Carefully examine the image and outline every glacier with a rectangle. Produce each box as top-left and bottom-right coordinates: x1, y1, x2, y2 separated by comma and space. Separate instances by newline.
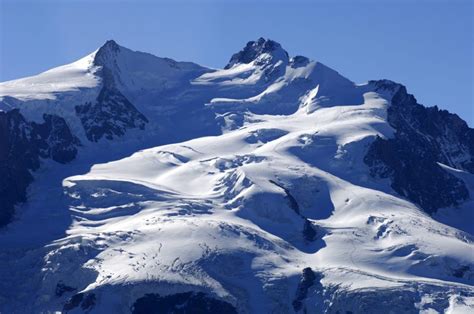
0, 38, 473, 313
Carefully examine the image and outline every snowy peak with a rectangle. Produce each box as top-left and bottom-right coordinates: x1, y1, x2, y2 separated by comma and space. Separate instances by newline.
224, 37, 290, 69
92, 39, 121, 68
99, 39, 121, 52
1, 39, 474, 313
91, 39, 208, 94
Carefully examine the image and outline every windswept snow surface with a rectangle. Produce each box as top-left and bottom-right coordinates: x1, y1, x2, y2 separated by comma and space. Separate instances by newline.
0, 51, 100, 101
0, 40, 473, 313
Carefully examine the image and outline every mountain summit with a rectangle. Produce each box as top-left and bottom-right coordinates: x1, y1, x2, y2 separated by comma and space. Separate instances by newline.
225, 37, 290, 69
0, 39, 473, 313
93, 39, 121, 68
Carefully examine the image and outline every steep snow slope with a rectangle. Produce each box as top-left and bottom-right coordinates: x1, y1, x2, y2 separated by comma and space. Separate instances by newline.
0, 51, 100, 101
0, 38, 473, 313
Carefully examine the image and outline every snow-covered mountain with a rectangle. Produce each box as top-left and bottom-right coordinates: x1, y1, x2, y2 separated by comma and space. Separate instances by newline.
0, 38, 473, 313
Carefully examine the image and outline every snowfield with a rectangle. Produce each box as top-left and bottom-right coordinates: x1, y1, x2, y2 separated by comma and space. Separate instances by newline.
0, 51, 100, 101
0, 39, 472, 313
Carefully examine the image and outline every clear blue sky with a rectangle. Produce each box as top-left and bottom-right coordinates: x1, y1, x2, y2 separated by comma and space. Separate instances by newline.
1, 0, 472, 125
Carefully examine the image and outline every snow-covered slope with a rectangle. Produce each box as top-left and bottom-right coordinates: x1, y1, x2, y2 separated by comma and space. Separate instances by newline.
0, 52, 100, 101
0, 38, 473, 313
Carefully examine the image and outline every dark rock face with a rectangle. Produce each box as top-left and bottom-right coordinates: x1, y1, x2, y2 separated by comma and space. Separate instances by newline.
303, 220, 317, 242
0, 40, 149, 226
32, 114, 80, 163
75, 85, 148, 142
293, 267, 321, 312
452, 265, 471, 279
224, 37, 289, 69
55, 281, 76, 297
290, 55, 310, 68
269, 180, 301, 215
365, 81, 473, 213
75, 40, 149, 142
293, 272, 469, 313
63, 292, 96, 312
0, 110, 37, 227
0, 109, 79, 226
131, 292, 237, 314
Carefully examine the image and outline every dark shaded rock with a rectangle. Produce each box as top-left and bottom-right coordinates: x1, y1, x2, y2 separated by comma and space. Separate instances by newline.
75, 85, 148, 142
55, 281, 76, 297
365, 81, 473, 213
97, 40, 120, 57
131, 291, 237, 314
388, 84, 474, 173
92, 40, 121, 78
269, 180, 300, 215
63, 293, 83, 312
32, 114, 79, 163
76, 42, 148, 142
0, 109, 79, 227
293, 267, 321, 312
452, 265, 471, 278
0, 110, 37, 226
290, 55, 310, 68
81, 293, 96, 311
303, 219, 317, 242
225, 37, 289, 69
63, 292, 95, 312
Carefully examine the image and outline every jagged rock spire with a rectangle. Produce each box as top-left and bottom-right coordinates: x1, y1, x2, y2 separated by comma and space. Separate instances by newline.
224, 37, 289, 69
